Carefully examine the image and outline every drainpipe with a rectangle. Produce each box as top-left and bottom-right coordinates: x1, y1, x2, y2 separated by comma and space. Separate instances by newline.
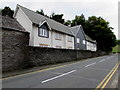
75, 37, 78, 60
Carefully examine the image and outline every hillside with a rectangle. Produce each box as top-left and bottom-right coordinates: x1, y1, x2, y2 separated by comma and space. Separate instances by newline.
112, 45, 120, 53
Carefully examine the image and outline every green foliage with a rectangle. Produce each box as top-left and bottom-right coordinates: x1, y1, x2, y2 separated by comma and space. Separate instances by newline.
36, 9, 49, 18
112, 45, 120, 53
64, 20, 71, 26
116, 40, 120, 45
71, 14, 86, 27
50, 12, 65, 24
86, 16, 116, 52
1, 6, 14, 18
36, 9, 44, 16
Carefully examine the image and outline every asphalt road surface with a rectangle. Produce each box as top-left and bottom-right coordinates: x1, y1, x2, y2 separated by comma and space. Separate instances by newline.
2, 54, 119, 88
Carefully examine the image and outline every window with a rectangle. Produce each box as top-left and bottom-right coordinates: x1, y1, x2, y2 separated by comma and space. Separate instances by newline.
38, 28, 48, 38
77, 38, 80, 43
55, 33, 62, 40
68, 36, 72, 42
83, 40, 86, 44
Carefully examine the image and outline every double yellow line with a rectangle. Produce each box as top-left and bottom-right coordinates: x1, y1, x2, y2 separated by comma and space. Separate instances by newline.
95, 62, 119, 89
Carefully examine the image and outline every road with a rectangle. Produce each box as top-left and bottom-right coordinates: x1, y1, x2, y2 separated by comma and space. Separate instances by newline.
2, 54, 119, 88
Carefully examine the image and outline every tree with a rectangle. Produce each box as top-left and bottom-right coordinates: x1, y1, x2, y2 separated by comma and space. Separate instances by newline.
36, 9, 45, 16
86, 16, 116, 52
64, 20, 71, 26
71, 14, 86, 27
1, 6, 14, 18
116, 40, 120, 45
50, 12, 65, 24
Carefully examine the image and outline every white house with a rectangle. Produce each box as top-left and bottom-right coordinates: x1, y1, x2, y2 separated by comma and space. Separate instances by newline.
85, 35, 97, 51
14, 4, 74, 49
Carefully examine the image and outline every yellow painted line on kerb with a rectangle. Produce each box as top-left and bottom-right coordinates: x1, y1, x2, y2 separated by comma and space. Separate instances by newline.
0, 54, 106, 80
100, 63, 119, 90
1, 59, 81, 80
95, 62, 119, 89
1, 64, 67, 80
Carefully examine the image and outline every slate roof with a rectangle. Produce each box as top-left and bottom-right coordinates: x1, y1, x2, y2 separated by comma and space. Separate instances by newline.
16, 4, 73, 36
85, 34, 96, 43
0, 15, 28, 33
70, 25, 96, 43
70, 25, 81, 36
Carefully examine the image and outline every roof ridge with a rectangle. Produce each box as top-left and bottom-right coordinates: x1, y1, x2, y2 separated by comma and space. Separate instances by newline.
17, 4, 70, 28
70, 25, 81, 28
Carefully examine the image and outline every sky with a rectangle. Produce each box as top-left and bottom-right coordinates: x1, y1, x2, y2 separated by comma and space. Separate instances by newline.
0, 0, 119, 39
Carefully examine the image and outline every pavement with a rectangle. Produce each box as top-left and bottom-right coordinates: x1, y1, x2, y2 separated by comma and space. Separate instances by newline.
2, 54, 119, 89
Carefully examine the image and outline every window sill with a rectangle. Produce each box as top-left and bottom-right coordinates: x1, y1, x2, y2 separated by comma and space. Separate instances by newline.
38, 35, 49, 38
68, 41, 72, 42
55, 38, 62, 41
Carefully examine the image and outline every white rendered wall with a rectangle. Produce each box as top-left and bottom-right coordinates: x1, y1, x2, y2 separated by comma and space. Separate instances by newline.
14, 7, 33, 46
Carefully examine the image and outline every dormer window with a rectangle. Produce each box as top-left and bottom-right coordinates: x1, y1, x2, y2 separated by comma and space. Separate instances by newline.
38, 22, 49, 38
39, 28, 48, 37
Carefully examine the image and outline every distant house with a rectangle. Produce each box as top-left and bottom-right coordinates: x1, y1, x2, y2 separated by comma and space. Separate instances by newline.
85, 35, 97, 51
14, 4, 74, 49
70, 25, 97, 51
70, 25, 86, 50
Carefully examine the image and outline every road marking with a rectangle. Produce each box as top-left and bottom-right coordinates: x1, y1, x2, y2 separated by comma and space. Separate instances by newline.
95, 63, 119, 89
1, 56, 105, 80
1, 55, 115, 80
85, 62, 96, 67
100, 63, 119, 89
1, 65, 67, 80
41, 70, 76, 83
99, 59, 106, 62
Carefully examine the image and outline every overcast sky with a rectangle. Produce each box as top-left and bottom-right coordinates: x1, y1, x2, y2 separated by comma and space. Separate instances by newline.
0, 0, 119, 39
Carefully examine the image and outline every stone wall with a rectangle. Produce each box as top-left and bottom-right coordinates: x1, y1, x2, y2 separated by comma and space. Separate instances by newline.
28, 47, 101, 68
2, 29, 29, 72
2, 29, 106, 72
28, 47, 77, 67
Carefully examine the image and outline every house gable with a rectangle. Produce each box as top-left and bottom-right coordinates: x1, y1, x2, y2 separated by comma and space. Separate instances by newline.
39, 20, 51, 30
13, 5, 33, 45
70, 25, 86, 50
38, 22, 50, 38
76, 26, 86, 50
